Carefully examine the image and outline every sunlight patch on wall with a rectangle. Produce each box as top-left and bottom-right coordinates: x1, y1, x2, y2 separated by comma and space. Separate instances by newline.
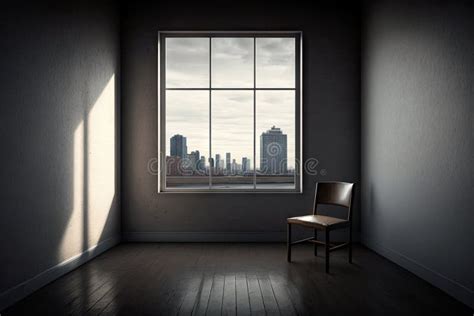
58, 75, 115, 260
87, 75, 116, 247
58, 120, 86, 261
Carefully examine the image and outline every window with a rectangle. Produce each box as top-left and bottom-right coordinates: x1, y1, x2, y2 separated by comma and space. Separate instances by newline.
158, 32, 302, 192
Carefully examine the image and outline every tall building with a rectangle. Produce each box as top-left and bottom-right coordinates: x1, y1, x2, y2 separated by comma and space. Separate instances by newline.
215, 154, 221, 170
232, 159, 239, 174
170, 134, 187, 158
187, 150, 200, 173
226, 153, 231, 173
198, 156, 206, 173
260, 126, 287, 174
242, 157, 248, 173
220, 158, 225, 172
242, 157, 251, 173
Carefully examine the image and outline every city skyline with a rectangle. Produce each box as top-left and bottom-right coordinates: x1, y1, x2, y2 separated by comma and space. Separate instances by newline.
165, 91, 295, 170
167, 125, 293, 174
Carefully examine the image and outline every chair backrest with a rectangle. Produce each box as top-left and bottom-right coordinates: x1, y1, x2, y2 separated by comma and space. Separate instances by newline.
313, 182, 355, 220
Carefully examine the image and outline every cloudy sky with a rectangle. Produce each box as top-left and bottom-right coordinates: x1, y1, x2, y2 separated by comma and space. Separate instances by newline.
165, 37, 296, 169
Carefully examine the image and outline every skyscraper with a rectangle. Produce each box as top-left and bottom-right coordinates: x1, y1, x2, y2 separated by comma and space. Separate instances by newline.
220, 158, 225, 172
226, 153, 231, 173
199, 156, 206, 173
232, 159, 238, 174
260, 126, 287, 174
242, 157, 248, 173
170, 134, 187, 158
215, 154, 221, 170
187, 150, 200, 173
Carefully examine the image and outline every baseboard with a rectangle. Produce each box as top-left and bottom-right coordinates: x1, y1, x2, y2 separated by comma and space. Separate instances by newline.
123, 231, 285, 242
0, 235, 121, 311
361, 235, 474, 309
123, 231, 360, 243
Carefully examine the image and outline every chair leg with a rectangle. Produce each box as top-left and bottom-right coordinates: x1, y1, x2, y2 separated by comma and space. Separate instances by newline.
325, 229, 330, 273
287, 223, 292, 262
349, 225, 353, 263
314, 229, 318, 256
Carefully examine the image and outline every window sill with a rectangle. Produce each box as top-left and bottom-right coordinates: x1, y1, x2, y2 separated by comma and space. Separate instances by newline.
158, 189, 303, 194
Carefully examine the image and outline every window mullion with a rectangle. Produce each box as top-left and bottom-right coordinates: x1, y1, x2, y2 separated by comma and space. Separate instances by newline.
253, 37, 257, 190
209, 37, 212, 189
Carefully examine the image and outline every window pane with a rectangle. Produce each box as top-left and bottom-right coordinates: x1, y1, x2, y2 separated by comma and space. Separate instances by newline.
166, 38, 209, 88
256, 38, 295, 88
256, 91, 295, 189
211, 91, 253, 189
211, 38, 254, 88
166, 91, 209, 188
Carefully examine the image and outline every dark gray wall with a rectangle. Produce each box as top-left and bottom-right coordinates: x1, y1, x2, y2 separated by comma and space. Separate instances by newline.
121, 2, 361, 241
0, 1, 120, 309
361, 0, 473, 308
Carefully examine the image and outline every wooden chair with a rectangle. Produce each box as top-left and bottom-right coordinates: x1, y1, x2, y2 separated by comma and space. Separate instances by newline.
287, 181, 355, 273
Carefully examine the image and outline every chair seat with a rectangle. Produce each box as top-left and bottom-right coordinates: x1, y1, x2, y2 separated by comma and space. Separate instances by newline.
287, 215, 349, 229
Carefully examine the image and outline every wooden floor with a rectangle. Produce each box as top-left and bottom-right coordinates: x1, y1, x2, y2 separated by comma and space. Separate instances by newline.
3, 243, 471, 315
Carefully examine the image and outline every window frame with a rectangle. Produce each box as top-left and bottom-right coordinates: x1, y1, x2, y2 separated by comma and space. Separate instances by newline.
158, 31, 303, 193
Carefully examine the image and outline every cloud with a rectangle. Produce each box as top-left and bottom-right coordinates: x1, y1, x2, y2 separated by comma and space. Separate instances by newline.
212, 38, 254, 88
212, 37, 253, 62
166, 38, 209, 88
256, 38, 295, 88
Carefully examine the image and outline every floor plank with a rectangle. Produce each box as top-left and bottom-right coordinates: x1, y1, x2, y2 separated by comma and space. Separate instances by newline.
235, 273, 250, 316
192, 274, 213, 316
246, 274, 265, 316
222, 274, 236, 316
207, 274, 224, 316
269, 273, 297, 315
257, 276, 279, 315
